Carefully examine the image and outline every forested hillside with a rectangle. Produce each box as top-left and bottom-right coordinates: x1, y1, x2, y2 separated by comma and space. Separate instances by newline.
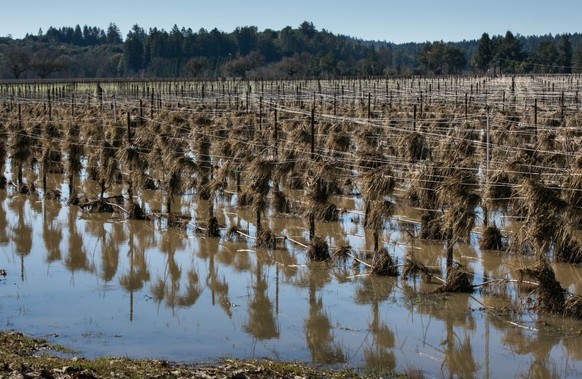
1, 21, 581, 79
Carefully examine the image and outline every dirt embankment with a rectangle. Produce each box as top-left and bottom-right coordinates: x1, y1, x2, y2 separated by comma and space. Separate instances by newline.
0, 331, 399, 379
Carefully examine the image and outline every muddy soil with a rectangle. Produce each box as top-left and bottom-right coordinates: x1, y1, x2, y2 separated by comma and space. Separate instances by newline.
0, 331, 408, 379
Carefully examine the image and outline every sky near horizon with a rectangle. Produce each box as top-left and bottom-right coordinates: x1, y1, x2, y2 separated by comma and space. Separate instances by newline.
1, 0, 579, 44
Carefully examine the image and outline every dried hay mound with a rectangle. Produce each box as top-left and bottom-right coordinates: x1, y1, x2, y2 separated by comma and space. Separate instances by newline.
167, 214, 191, 229
518, 258, 565, 315
564, 295, 582, 320
44, 189, 61, 201
272, 190, 292, 214
364, 199, 395, 231
370, 247, 398, 276
67, 194, 80, 206
484, 171, 513, 210
554, 228, 582, 264
401, 131, 430, 162
420, 211, 448, 240
127, 201, 146, 220
82, 198, 114, 213
226, 225, 245, 242
316, 203, 340, 222
361, 166, 396, 197
402, 250, 440, 279
434, 263, 473, 293
18, 184, 35, 195
357, 149, 384, 171
237, 190, 252, 207
205, 215, 221, 237
255, 228, 277, 249
332, 243, 353, 263
519, 178, 567, 249
406, 162, 443, 208
307, 236, 330, 261
479, 224, 505, 251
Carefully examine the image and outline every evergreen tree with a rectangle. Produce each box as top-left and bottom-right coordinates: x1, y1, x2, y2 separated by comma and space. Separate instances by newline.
106, 23, 122, 44
124, 25, 145, 72
558, 34, 573, 73
472, 33, 492, 73
494, 31, 524, 73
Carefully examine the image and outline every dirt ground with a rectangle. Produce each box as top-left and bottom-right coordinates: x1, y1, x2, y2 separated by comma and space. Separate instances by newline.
0, 331, 410, 378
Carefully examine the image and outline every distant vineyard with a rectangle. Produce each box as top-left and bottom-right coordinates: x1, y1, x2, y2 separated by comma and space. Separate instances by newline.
2, 75, 582, 317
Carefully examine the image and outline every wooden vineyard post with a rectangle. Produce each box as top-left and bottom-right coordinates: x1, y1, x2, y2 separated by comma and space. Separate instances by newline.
113, 95, 117, 124
127, 112, 132, 145
47, 89, 52, 121
310, 106, 315, 161
309, 105, 316, 241
150, 91, 154, 119
484, 105, 490, 227
561, 91, 565, 124
139, 99, 144, 125
534, 98, 538, 137
413, 104, 417, 131
259, 96, 263, 131
274, 107, 278, 159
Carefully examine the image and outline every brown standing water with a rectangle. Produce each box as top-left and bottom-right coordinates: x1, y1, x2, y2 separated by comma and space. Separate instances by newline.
1, 180, 582, 378
2, 77, 582, 378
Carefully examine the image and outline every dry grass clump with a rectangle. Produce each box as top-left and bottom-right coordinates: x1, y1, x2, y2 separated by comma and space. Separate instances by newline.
255, 228, 277, 249
553, 228, 582, 264
564, 295, 582, 319
370, 247, 398, 276
479, 223, 505, 251
205, 215, 221, 237
484, 171, 513, 211
310, 203, 340, 222
226, 225, 245, 242
127, 201, 147, 220
307, 236, 330, 261
364, 200, 394, 230
434, 263, 473, 293
332, 242, 353, 263
272, 190, 292, 214
401, 250, 440, 279
518, 258, 565, 315
44, 189, 61, 201
517, 178, 567, 254
399, 131, 430, 162
419, 211, 447, 240
82, 198, 114, 213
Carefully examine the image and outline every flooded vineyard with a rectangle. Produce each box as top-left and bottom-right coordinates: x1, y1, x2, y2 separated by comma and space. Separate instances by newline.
2, 76, 582, 377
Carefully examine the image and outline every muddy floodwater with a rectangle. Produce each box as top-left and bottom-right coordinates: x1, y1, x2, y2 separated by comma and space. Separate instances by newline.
0, 177, 581, 379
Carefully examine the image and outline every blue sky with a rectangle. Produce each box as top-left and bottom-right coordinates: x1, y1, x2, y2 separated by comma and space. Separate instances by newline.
1, 0, 579, 43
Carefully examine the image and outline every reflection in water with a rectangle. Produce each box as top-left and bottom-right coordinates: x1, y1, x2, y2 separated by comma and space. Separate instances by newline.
503, 326, 561, 379
0, 191, 9, 245
355, 276, 396, 373
202, 236, 230, 318
304, 263, 345, 364
105, 220, 126, 281
43, 200, 63, 263
8, 195, 33, 280
244, 262, 279, 340
151, 228, 201, 311
119, 223, 151, 321
67, 206, 93, 274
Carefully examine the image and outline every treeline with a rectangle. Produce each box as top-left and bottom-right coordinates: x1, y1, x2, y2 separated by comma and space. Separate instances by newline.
1, 21, 582, 79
